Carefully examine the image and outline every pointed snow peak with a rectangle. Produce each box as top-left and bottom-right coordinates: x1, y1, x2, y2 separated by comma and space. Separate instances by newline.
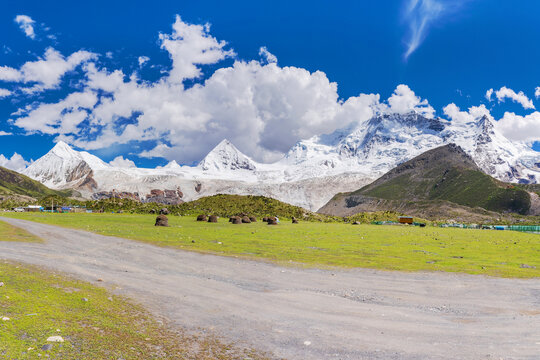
50, 141, 79, 158
198, 139, 257, 171
164, 160, 181, 169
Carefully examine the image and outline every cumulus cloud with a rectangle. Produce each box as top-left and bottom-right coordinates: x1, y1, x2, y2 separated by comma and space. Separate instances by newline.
0, 153, 31, 171
14, 15, 36, 39
0, 88, 11, 98
0, 47, 97, 94
384, 84, 435, 117
109, 156, 136, 168
8, 16, 438, 164
0, 131, 12, 136
486, 86, 535, 110
496, 111, 540, 143
443, 103, 493, 125
535, 86, 540, 99
159, 15, 235, 83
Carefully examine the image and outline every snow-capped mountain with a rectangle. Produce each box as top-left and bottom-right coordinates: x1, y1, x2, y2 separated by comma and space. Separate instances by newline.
22, 111, 540, 210
198, 140, 257, 171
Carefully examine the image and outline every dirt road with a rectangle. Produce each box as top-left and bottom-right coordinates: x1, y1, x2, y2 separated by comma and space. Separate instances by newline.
0, 217, 539, 359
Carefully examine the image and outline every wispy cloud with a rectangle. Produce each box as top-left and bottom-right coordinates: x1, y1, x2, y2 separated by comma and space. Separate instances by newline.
402, 0, 468, 60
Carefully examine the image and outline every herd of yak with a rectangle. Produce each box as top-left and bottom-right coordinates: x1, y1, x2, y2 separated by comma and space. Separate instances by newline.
154, 207, 299, 227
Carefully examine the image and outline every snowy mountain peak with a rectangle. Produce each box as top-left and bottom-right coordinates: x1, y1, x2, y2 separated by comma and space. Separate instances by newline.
50, 141, 80, 158
163, 160, 181, 169
198, 139, 257, 172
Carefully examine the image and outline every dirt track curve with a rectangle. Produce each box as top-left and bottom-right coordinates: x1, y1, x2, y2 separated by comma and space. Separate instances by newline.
0, 217, 539, 360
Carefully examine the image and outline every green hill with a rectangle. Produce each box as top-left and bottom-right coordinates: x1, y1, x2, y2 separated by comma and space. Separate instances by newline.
320, 144, 536, 219
0, 166, 73, 200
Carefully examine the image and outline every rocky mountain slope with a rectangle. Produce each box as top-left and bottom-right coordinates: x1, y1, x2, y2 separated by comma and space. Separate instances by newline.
22, 111, 540, 210
319, 144, 539, 218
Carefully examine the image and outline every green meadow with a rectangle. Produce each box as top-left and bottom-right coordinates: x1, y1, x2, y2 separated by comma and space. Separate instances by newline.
0, 219, 42, 243
2, 212, 539, 278
0, 261, 268, 359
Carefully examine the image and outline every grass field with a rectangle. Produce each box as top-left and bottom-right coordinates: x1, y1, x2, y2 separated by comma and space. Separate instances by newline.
2, 212, 539, 278
0, 219, 42, 243
0, 261, 268, 359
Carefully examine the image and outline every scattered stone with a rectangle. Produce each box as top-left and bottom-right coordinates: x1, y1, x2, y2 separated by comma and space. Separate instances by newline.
46, 336, 64, 342
208, 215, 218, 223
149, 209, 156, 214
217, 242, 223, 245
96, 278, 103, 282
303, 341, 311, 346
241, 216, 251, 224
0, 282, 4, 287
155, 214, 169, 227
191, 240, 195, 243
82, 298, 89, 302
159, 208, 169, 215
520, 264, 536, 269
41, 344, 53, 351
352, 221, 360, 225
267, 218, 278, 225
292, 217, 299, 224
196, 214, 207, 222
2, 317, 10, 321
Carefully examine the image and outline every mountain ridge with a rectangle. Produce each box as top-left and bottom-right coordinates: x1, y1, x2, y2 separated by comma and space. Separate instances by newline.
20, 111, 540, 210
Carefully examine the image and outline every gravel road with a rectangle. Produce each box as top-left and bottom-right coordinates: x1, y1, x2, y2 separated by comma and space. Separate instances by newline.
0, 217, 539, 359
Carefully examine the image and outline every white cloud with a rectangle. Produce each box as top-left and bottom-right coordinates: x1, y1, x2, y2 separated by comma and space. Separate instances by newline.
384, 84, 435, 117
402, 0, 469, 59
8, 16, 433, 164
535, 86, 540, 99
259, 47, 277, 64
485, 88, 493, 101
496, 111, 540, 143
159, 15, 235, 83
138, 56, 150, 67
109, 156, 136, 168
443, 103, 493, 125
0, 47, 97, 94
0, 131, 12, 136
0, 153, 31, 172
14, 15, 36, 39
0, 88, 11, 98
487, 86, 535, 110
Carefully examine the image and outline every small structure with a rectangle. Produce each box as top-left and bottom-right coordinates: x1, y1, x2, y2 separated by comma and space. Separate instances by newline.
24, 205, 43, 212
398, 216, 413, 224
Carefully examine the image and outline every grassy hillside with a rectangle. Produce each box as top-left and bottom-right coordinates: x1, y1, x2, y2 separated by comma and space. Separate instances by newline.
324, 144, 533, 217
0, 166, 73, 199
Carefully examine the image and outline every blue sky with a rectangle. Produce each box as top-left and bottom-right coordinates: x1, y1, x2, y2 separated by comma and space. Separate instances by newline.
1, 0, 540, 170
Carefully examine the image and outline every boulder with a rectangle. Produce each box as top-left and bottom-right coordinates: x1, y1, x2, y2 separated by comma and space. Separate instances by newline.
149, 209, 156, 214
292, 217, 299, 224
262, 217, 269, 222
249, 216, 257, 222
196, 214, 207, 222
267, 219, 278, 225
242, 216, 251, 223
208, 215, 218, 223
160, 208, 169, 215
155, 215, 169, 227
